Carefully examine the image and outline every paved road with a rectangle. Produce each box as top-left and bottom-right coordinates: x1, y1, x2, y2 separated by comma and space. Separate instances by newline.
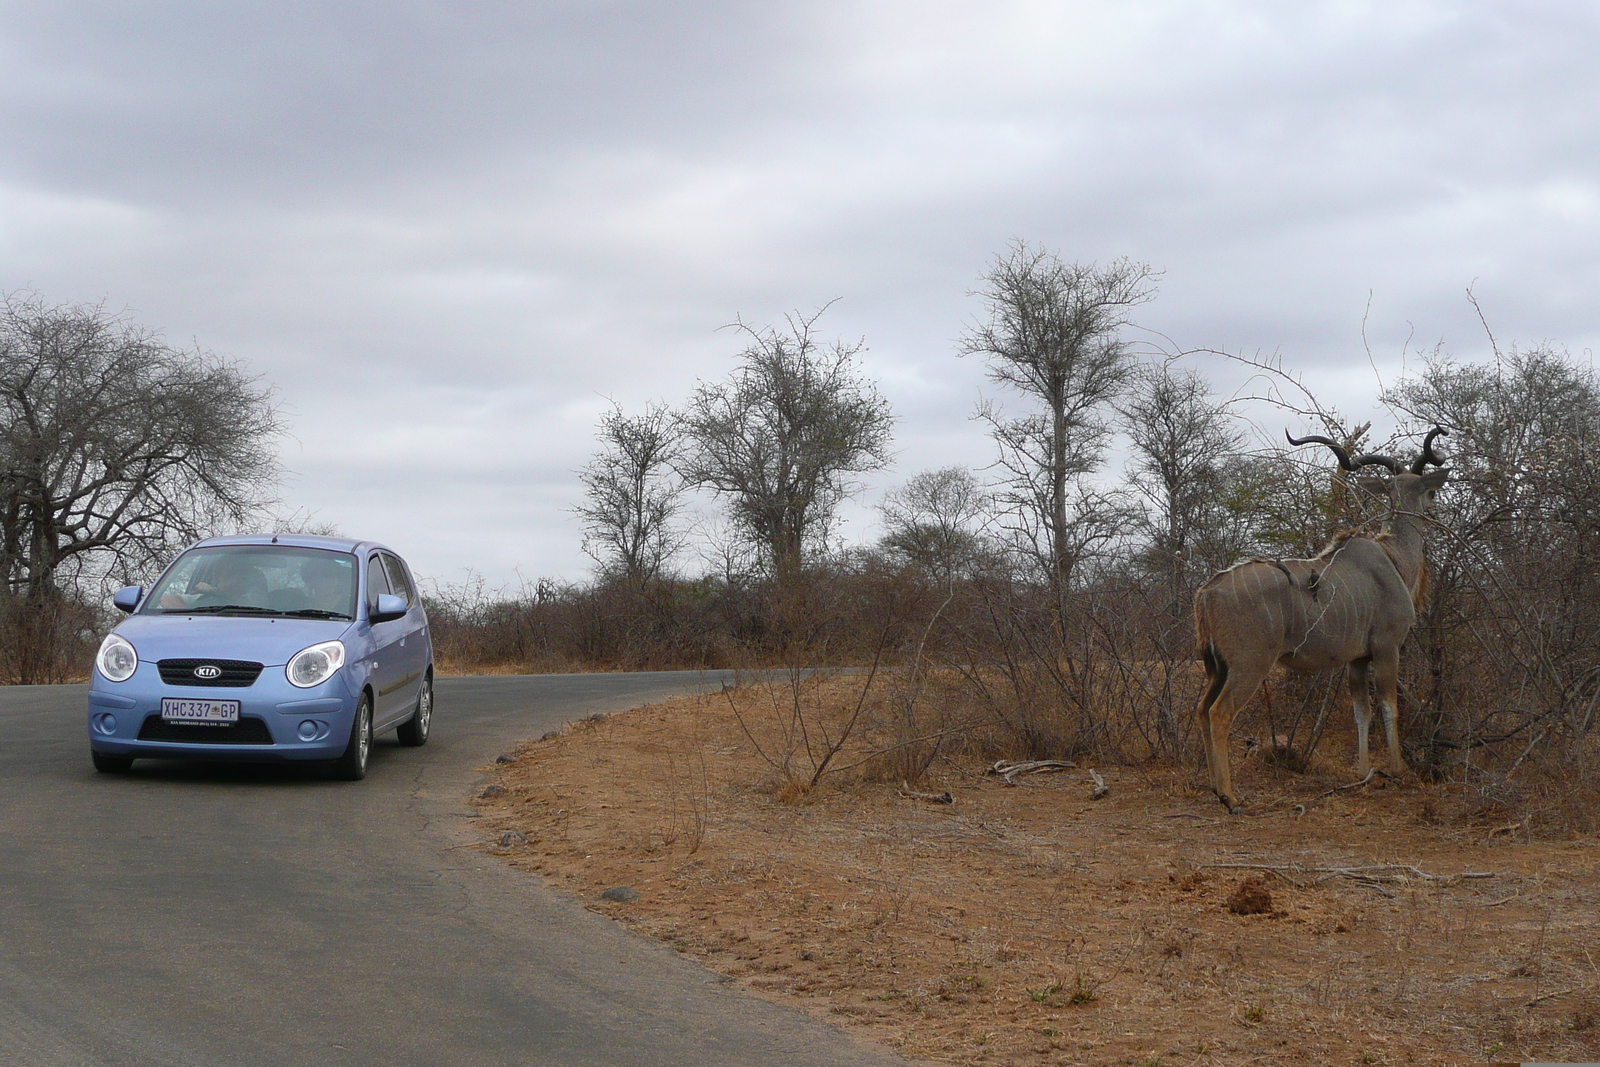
0, 676, 905, 1067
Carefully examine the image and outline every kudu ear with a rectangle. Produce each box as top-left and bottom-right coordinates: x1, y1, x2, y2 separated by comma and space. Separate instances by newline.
1355, 475, 1391, 497
1420, 468, 1449, 490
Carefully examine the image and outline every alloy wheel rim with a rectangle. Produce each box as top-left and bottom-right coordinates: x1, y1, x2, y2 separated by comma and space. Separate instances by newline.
419, 685, 432, 734
358, 708, 371, 767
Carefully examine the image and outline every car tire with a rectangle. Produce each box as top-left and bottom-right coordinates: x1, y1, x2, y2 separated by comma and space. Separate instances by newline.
332, 693, 373, 781
397, 674, 432, 747
92, 751, 134, 773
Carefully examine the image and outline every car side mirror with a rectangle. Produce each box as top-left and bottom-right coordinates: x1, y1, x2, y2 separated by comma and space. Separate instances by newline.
371, 593, 408, 623
112, 586, 143, 614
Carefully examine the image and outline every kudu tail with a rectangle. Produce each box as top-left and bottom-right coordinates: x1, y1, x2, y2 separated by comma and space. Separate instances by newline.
1194, 596, 1228, 716
1199, 643, 1229, 715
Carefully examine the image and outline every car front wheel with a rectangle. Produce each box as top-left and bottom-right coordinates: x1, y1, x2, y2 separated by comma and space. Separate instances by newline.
397, 674, 432, 747
332, 693, 373, 781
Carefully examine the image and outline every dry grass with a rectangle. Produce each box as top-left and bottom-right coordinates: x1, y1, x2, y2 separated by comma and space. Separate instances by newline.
471, 682, 1600, 1066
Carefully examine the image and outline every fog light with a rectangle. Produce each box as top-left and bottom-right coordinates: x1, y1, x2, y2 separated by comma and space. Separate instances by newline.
298, 720, 318, 741
94, 713, 117, 734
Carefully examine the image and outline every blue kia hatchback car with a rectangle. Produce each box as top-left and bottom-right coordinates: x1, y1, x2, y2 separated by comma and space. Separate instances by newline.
86, 535, 433, 780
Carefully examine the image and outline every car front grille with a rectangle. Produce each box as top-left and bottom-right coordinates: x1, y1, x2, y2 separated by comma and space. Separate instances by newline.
157, 659, 264, 687
137, 715, 275, 744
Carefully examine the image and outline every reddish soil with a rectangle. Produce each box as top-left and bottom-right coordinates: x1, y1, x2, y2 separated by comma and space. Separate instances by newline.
470, 686, 1600, 1066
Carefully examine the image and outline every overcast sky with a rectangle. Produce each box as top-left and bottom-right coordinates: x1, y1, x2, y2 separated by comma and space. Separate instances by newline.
4, 2, 1597, 589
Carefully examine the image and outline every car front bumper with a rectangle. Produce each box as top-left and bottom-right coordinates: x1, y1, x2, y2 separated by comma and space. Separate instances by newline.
87, 661, 360, 762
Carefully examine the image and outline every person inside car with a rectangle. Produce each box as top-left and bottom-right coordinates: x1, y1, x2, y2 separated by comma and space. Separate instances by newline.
298, 555, 353, 616
191, 556, 265, 607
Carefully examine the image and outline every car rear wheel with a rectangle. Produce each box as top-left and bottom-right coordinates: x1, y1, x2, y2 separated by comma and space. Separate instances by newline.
397, 674, 432, 747
91, 751, 133, 774
331, 693, 373, 781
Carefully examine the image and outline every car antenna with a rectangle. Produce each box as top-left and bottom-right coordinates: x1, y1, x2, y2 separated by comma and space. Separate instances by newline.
271, 534, 279, 543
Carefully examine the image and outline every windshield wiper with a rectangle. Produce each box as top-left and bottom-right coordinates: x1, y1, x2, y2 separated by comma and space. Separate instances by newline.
160, 604, 353, 619
173, 604, 280, 615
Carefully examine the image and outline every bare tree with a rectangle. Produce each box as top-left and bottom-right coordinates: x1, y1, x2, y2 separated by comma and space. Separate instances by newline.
878, 466, 991, 582
1118, 360, 1243, 595
270, 507, 344, 537
679, 309, 895, 586
960, 244, 1157, 595
0, 295, 281, 681
574, 402, 685, 584
1113, 361, 1244, 753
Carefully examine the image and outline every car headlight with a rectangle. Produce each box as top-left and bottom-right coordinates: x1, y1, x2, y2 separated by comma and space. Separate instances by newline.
286, 640, 347, 688
96, 633, 138, 683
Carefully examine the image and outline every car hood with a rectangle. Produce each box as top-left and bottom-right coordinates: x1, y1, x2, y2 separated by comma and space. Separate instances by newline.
115, 615, 355, 667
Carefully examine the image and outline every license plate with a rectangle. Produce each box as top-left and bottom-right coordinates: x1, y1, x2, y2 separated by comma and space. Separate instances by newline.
160, 698, 240, 725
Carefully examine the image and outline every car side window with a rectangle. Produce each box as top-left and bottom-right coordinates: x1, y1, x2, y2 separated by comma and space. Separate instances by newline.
366, 555, 391, 617
381, 554, 413, 606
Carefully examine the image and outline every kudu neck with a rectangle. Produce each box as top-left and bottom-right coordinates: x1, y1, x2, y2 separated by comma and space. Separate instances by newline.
1377, 504, 1429, 595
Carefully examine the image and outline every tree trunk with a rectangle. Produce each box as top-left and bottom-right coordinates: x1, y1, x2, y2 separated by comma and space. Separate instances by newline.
1, 588, 65, 685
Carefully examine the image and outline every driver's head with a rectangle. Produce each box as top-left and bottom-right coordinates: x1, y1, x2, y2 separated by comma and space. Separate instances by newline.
302, 556, 346, 593
213, 555, 258, 594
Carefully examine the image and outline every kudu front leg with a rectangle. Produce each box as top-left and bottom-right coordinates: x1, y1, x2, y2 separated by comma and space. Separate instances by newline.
1372, 647, 1409, 776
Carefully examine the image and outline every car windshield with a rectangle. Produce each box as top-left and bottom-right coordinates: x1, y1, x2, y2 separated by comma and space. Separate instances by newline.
143, 546, 359, 619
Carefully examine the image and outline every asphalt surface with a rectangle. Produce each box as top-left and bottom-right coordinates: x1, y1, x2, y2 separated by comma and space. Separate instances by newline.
0, 675, 907, 1067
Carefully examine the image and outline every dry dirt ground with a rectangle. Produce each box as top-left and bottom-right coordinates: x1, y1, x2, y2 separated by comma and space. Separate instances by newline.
469, 686, 1600, 1066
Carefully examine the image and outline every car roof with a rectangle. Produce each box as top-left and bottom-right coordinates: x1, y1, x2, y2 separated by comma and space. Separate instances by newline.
193, 534, 397, 557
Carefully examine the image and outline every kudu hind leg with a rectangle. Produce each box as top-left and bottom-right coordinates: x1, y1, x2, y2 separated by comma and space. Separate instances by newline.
1347, 658, 1373, 778
1202, 662, 1269, 813
1372, 647, 1408, 776
1196, 649, 1226, 796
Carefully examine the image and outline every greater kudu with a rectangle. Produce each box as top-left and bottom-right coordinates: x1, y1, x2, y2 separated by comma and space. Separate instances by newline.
1193, 428, 1449, 812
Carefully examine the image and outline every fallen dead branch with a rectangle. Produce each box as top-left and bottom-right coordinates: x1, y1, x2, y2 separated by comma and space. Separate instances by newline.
990, 759, 1076, 785
1200, 862, 1496, 889
1089, 768, 1110, 800
1313, 769, 1380, 799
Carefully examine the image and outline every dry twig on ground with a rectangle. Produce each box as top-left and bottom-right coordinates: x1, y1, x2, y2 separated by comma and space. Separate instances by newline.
989, 759, 1076, 784
1200, 861, 1495, 889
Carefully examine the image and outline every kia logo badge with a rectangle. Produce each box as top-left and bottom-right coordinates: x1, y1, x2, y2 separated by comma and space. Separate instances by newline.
193, 665, 222, 679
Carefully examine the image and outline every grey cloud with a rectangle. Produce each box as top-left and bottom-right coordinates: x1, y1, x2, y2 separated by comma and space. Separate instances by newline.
2, 1, 814, 202
4, 2, 1600, 584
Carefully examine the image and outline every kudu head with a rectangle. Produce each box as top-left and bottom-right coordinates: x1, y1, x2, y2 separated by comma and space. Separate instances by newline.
1286, 426, 1450, 516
